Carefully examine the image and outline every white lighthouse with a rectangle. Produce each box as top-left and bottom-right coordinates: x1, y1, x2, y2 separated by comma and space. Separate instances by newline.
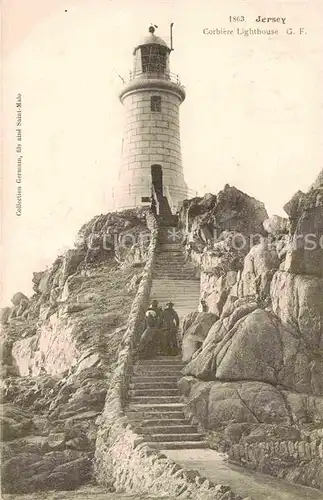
114, 25, 188, 214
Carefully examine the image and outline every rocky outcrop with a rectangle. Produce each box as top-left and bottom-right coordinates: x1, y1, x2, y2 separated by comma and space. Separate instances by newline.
182, 312, 218, 363
283, 187, 323, 277
178, 183, 323, 491
310, 168, 323, 190
179, 186, 268, 317
0, 208, 156, 494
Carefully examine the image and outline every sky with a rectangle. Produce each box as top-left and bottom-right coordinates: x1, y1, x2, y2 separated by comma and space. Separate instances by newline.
1, 0, 323, 305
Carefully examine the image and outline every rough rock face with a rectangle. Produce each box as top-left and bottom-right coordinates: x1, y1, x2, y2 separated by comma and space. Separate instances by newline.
0, 208, 153, 494
178, 184, 323, 491
283, 188, 323, 277
181, 312, 218, 363
310, 168, 323, 190
179, 186, 268, 317
180, 186, 268, 245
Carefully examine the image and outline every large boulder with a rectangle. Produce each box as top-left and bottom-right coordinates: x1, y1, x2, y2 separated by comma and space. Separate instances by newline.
179, 378, 291, 429
1, 449, 92, 493
0, 307, 11, 325
235, 240, 280, 300
11, 292, 28, 306
271, 271, 323, 351
200, 270, 238, 316
283, 189, 323, 277
182, 312, 218, 362
263, 215, 289, 236
184, 307, 323, 395
181, 185, 268, 253
310, 168, 323, 190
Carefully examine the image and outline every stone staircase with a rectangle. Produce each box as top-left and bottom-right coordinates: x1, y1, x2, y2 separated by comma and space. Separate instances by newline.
127, 356, 208, 450
150, 227, 200, 319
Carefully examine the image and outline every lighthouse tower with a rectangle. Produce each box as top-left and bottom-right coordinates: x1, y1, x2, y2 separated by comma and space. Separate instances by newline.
114, 25, 188, 213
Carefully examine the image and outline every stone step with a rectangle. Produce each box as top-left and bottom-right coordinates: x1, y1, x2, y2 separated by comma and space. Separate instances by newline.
153, 269, 197, 275
129, 388, 179, 397
154, 268, 197, 272
134, 362, 183, 370
134, 363, 184, 369
152, 273, 199, 279
155, 261, 188, 266
136, 357, 183, 365
153, 276, 200, 280
133, 372, 183, 380
154, 258, 192, 263
157, 244, 183, 250
134, 362, 184, 368
150, 290, 200, 292
129, 382, 178, 390
133, 366, 183, 374
153, 274, 198, 279
154, 268, 195, 272
151, 283, 200, 289
131, 376, 179, 384
139, 418, 191, 426
153, 279, 200, 286
153, 272, 198, 277
150, 293, 199, 299
153, 264, 196, 269
130, 396, 182, 405
127, 411, 185, 421
146, 433, 204, 442
155, 254, 186, 259
134, 425, 198, 435
145, 441, 209, 450
150, 292, 199, 297
148, 299, 199, 304
128, 403, 184, 411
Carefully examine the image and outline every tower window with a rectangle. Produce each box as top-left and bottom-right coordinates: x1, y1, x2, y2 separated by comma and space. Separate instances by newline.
151, 96, 161, 112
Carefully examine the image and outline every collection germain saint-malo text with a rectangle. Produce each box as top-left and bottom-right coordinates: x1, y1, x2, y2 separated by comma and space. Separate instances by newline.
204, 16, 306, 37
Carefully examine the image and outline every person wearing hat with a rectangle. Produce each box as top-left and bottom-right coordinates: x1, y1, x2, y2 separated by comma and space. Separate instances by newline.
138, 300, 163, 358
162, 302, 180, 355
150, 299, 163, 328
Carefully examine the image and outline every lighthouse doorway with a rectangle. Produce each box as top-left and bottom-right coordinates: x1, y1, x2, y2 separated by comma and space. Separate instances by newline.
150, 164, 172, 217
151, 164, 163, 197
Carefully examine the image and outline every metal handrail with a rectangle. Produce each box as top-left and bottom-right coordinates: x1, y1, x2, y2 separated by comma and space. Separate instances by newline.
127, 69, 183, 86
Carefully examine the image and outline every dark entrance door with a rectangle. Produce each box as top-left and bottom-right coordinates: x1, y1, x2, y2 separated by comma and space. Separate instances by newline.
151, 164, 163, 198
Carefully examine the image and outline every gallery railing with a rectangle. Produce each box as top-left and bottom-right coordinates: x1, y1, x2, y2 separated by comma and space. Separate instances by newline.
126, 69, 183, 87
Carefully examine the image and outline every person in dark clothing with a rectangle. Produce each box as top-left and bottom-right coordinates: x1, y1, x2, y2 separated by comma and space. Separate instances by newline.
162, 302, 180, 355
138, 300, 163, 358
199, 299, 209, 312
150, 299, 163, 328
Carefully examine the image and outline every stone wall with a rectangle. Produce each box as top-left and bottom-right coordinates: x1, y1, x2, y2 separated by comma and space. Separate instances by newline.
228, 433, 323, 490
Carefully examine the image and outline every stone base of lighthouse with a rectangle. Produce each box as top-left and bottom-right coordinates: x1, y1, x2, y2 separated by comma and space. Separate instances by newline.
114, 82, 188, 213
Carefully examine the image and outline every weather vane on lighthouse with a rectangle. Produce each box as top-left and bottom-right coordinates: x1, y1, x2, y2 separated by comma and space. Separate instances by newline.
113, 23, 187, 214
149, 24, 158, 34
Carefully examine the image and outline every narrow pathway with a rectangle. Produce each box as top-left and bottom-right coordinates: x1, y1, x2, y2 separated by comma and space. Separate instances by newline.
165, 449, 323, 500
150, 228, 200, 319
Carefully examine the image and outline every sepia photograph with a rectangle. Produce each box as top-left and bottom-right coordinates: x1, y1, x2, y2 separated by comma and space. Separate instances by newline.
1, 1, 323, 499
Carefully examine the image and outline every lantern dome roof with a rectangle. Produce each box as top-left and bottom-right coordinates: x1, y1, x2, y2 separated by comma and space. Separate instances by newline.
133, 27, 170, 54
